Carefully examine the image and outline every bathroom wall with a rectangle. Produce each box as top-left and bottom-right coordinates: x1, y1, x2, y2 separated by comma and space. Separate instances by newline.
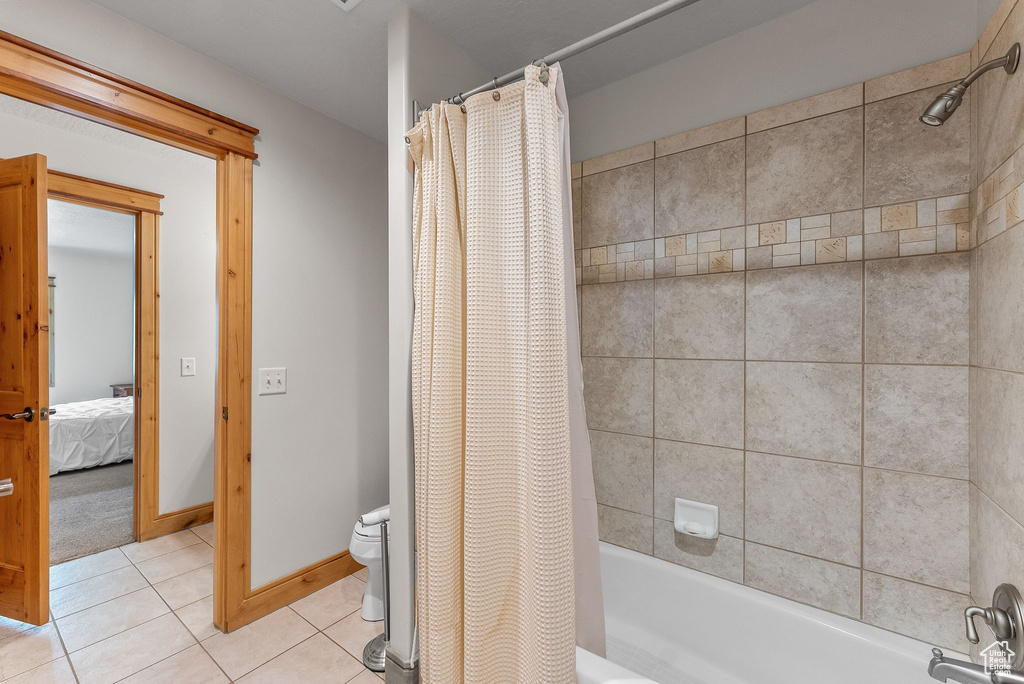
576, 56, 975, 651
969, 0, 1024, 644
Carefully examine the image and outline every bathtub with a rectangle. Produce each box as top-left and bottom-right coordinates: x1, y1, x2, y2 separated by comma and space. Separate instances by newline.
576, 542, 943, 684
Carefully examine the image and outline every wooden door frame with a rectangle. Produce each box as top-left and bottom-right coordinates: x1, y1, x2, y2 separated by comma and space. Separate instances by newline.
45, 171, 213, 541
0, 30, 353, 633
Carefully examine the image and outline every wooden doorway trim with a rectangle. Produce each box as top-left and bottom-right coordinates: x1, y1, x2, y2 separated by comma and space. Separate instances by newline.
45, 171, 212, 541
0, 30, 276, 632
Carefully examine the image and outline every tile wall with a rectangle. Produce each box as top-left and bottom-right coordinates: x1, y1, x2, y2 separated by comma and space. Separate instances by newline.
969, 0, 1024, 662
576, 52, 978, 650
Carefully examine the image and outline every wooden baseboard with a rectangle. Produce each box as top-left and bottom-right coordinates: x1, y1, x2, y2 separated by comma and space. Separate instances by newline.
137, 501, 214, 542
218, 550, 362, 632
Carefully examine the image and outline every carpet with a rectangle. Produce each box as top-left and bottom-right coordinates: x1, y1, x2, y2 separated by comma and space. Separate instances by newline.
49, 461, 135, 565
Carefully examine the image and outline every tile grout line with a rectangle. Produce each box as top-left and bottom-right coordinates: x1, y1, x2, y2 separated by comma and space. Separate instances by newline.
50, 611, 82, 684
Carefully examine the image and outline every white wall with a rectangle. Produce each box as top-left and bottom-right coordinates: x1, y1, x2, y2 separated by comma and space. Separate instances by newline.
0, 93, 219, 514
3, 0, 388, 587
386, 7, 490, 666
47, 247, 134, 406
568, 0, 991, 161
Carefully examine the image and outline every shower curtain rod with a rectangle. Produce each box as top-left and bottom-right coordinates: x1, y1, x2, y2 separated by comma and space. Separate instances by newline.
444, 0, 703, 105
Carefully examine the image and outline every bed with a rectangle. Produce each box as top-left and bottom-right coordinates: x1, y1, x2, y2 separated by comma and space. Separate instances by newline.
49, 397, 134, 476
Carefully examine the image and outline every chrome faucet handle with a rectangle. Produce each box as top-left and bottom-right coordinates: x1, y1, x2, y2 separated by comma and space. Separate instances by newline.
966, 605, 1015, 644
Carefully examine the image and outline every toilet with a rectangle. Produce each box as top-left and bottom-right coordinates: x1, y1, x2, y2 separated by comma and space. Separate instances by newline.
350, 504, 389, 621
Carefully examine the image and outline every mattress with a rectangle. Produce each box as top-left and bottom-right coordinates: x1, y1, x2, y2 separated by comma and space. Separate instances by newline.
49, 397, 134, 476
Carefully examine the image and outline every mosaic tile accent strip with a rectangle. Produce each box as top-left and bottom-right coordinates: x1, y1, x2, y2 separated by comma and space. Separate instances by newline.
973, 145, 1024, 248
574, 193, 969, 283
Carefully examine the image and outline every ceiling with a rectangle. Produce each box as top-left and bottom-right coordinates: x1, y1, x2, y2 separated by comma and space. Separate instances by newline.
88, 0, 818, 141
48, 199, 135, 259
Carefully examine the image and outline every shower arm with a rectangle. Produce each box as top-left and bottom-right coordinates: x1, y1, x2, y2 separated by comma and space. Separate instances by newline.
958, 43, 1021, 91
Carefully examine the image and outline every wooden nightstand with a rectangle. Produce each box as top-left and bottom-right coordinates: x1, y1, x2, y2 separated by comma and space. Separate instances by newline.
110, 383, 134, 398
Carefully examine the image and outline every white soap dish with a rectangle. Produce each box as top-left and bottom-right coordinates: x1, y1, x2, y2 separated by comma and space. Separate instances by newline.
674, 497, 719, 540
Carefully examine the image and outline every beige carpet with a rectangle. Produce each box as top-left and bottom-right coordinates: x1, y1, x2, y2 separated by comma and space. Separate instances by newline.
50, 461, 134, 565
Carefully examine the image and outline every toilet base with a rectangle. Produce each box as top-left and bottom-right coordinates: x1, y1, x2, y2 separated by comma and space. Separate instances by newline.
362, 632, 387, 672
361, 565, 385, 621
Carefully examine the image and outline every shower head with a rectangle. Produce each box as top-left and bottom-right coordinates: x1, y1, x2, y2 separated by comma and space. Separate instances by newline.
921, 42, 1021, 127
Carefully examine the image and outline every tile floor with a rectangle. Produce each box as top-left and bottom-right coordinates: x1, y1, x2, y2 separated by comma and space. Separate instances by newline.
0, 524, 381, 684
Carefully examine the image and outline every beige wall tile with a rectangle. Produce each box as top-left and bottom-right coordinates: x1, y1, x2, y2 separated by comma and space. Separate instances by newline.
653, 520, 743, 583
582, 142, 654, 177
974, 226, 1024, 372
653, 272, 744, 360
746, 108, 863, 224
865, 85, 970, 206
864, 365, 968, 478
572, 178, 582, 250
654, 359, 744, 449
744, 543, 860, 618
831, 210, 863, 237
571, 162, 582, 180
978, 0, 1017, 61
865, 253, 969, 364
746, 262, 862, 362
655, 116, 745, 158
748, 83, 863, 134
745, 452, 861, 565
598, 504, 653, 554
972, 367, 1024, 527
591, 430, 653, 515
582, 357, 653, 436
653, 440, 743, 536
863, 469, 969, 592
864, 53, 970, 103
655, 138, 745, 236
972, 485, 1024, 605
746, 245, 772, 270
864, 231, 899, 259
582, 162, 654, 247
881, 203, 917, 232
581, 281, 653, 358
746, 362, 862, 465
976, 1, 1024, 180
862, 572, 972, 652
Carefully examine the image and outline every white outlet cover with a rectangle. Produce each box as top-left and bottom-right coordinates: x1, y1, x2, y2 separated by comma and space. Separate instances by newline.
181, 358, 196, 377
258, 368, 287, 396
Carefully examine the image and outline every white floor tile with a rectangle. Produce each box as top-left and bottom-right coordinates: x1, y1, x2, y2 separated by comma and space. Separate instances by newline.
50, 549, 130, 591
1, 656, 75, 684
120, 644, 228, 684
175, 597, 219, 642
134, 543, 213, 585
120, 531, 201, 564
323, 611, 382, 660
0, 624, 64, 682
289, 576, 364, 630
55, 587, 168, 652
0, 618, 34, 644
152, 564, 213, 610
190, 524, 215, 547
49, 566, 148, 619
201, 607, 315, 680
69, 613, 195, 684
236, 634, 364, 684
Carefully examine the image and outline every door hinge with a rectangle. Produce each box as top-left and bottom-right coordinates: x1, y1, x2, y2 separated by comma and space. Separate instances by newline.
222, 406, 228, 420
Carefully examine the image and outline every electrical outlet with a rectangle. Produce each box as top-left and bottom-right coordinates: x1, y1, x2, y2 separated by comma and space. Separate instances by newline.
258, 367, 287, 396
181, 358, 196, 377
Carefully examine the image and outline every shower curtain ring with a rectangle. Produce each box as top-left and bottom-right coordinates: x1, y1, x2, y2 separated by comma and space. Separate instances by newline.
539, 62, 550, 84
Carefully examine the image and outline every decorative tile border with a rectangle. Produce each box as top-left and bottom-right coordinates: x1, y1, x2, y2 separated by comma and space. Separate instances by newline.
575, 193, 970, 284
973, 146, 1024, 249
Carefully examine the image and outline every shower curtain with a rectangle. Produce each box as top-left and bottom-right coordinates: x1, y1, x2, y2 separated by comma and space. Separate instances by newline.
407, 64, 604, 683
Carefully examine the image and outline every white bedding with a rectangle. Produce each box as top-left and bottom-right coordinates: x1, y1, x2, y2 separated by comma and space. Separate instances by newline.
49, 397, 134, 475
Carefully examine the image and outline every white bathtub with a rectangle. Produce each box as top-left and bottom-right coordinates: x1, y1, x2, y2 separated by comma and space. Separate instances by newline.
576, 542, 944, 684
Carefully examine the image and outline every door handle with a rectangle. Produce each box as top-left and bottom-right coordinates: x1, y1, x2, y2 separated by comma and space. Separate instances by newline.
0, 478, 11, 497
0, 408, 34, 422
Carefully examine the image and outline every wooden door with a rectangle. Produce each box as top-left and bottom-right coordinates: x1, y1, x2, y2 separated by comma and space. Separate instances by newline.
0, 154, 49, 625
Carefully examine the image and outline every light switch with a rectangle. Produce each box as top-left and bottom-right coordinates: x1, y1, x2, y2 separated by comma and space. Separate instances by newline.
258, 367, 287, 396
181, 358, 196, 377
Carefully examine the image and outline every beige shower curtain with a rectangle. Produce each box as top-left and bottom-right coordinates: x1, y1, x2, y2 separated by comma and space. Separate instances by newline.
407, 64, 604, 683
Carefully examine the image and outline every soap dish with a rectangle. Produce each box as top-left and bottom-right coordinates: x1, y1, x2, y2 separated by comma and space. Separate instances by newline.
674, 497, 719, 540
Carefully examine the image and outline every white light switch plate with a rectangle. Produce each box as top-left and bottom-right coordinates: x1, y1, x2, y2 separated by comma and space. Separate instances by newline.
258, 368, 287, 395
181, 358, 196, 377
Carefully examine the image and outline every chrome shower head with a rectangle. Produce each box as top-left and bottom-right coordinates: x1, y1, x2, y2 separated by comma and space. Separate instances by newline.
920, 42, 1020, 127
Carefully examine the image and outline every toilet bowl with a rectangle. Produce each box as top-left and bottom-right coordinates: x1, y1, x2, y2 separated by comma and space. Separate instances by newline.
350, 504, 388, 621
